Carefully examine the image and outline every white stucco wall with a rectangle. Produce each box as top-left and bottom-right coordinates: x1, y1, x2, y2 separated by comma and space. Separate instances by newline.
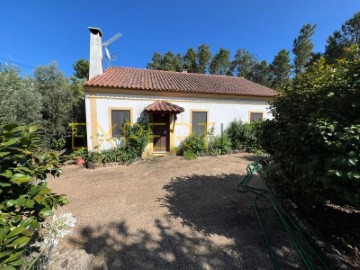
85, 92, 272, 151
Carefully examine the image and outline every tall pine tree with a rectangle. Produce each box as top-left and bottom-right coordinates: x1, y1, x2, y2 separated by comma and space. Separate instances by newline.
325, 31, 344, 63
73, 59, 89, 79
209, 48, 231, 75
252, 60, 271, 86
270, 49, 291, 89
342, 12, 360, 45
230, 49, 258, 79
293, 24, 316, 75
325, 12, 360, 63
183, 48, 198, 73
197, 44, 212, 74
147, 52, 163, 70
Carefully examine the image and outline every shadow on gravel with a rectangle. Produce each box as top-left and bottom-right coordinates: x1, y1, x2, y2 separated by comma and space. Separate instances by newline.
161, 173, 302, 269
240, 153, 268, 163
69, 219, 245, 270
69, 173, 301, 269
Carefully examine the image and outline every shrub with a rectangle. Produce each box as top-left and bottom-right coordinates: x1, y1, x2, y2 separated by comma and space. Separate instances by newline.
86, 120, 149, 165
86, 148, 124, 164
183, 150, 197, 160
120, 121, 149, 163
86, 151, 104, 164
208, 134, 232, 156
226, 120, 262, 153
179, 132, 207, 157
261, 58, 360, 207
69, 147, 87, 159
0, 125, 68, 269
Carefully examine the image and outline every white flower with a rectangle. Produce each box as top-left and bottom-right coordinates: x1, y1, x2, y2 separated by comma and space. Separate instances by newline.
45, 213, 76, 245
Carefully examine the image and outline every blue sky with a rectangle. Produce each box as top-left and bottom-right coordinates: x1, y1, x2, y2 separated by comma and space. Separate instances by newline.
0, 0, 359, 77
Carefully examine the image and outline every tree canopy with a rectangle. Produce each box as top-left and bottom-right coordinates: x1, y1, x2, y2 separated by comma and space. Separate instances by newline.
230, 49, 257, 79
145, 12, 360, 90
183, 48, 198, 73
0, 65, 43, 126
269, 49, 291, 89
73, 59, 89, 79
197, 44, 212, 74
0, 60, 87, 150
325, 12, 360, 63
261, 55, 360, 207
292, 24, 316, 75
209, 48, 232, 75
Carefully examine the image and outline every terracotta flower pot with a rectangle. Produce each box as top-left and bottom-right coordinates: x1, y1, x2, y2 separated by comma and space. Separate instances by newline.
75, 157, 85, 166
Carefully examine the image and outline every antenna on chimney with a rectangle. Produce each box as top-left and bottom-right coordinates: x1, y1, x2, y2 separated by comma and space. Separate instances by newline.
103, 32, 122, 66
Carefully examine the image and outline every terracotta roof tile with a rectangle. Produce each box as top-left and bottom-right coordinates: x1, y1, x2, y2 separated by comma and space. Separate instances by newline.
85, 67, 276, 97
144, 100, 184, 113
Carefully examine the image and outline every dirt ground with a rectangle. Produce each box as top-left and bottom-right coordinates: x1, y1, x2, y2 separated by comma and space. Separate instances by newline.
49, 153, 308, 270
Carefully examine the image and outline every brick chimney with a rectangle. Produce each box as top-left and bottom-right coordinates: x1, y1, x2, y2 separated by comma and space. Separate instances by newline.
88, 27, 103, 80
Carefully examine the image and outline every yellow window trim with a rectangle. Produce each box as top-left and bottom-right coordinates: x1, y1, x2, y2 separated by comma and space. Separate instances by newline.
190, 110, 209, 135
248, 111, 264, 123
108, 107, 134, 138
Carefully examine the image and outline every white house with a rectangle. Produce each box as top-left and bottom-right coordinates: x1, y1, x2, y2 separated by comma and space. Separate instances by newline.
84, 27, 276, 154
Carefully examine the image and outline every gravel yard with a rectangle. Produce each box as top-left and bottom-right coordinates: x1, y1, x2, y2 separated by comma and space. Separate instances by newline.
49, 153, 304, 269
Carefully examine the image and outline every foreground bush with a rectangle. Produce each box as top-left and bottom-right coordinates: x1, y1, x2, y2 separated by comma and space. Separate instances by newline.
226, 120, 262, 153
261, 57, 360, 207
0, 125, 69, 269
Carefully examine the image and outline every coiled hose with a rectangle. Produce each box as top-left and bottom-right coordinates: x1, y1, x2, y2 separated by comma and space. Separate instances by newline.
236, 161, 329, 270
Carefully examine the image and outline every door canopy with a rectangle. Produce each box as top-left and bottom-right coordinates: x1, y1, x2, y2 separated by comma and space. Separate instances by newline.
144, 100, 184, 114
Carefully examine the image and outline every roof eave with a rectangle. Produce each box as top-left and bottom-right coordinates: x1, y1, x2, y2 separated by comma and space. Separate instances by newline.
84, 85, 276, 99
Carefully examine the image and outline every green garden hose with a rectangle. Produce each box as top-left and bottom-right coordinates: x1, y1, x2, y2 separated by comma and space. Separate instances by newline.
236, 161, 330, 270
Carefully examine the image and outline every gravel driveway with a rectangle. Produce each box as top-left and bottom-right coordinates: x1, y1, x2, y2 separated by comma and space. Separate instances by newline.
49, 153, 303, 269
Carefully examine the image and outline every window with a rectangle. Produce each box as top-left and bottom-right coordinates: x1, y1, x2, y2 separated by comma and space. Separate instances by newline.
250, 112, 263, 123
192, 111, 207, 134
111, 110, 131, 137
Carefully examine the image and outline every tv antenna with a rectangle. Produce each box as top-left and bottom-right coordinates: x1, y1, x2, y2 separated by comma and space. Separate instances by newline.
103, 32, 122, 66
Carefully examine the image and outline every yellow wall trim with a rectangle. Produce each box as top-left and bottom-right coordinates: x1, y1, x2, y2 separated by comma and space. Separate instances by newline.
90, 97, 98, 150
169, 114, 175, 150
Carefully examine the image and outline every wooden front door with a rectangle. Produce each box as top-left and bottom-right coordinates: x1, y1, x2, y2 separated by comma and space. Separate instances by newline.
153, 113, 170, 152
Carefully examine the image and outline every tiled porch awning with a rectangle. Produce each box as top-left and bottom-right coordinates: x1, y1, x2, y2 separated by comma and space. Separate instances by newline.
144, 100, 184, 113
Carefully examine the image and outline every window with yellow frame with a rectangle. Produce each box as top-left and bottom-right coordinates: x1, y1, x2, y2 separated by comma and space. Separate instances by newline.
250, 112, 263, 123
192, 111, 208, 134
111, 110, 131, 137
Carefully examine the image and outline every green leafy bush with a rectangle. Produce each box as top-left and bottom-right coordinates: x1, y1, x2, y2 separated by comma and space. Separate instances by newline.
120, 121, 149, 163
0, 125, 68, 269
226, 120, 262, 153
183, 150, 197, 160
261, 58, 360, 207
178, 132, 207, 157
208, 135, 232, 156
86, 148, 123, 164
69, 147, 87, 159
86, 120, 149, 165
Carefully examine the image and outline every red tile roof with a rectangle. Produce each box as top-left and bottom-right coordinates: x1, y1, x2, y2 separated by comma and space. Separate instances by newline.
145, 100, 184, 113
85, 67, 276, 97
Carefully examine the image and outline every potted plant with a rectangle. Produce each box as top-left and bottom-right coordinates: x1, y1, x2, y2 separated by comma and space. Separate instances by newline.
70, 148, 87, 166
